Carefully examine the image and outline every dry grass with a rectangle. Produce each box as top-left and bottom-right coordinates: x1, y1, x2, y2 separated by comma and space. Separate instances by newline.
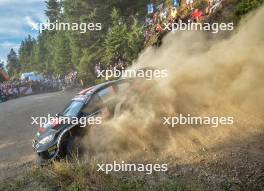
0, 157, 199, 191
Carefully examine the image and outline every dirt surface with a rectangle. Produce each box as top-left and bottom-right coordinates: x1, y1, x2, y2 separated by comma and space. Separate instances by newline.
165, 130, 264, 191
0, 90, 77, 179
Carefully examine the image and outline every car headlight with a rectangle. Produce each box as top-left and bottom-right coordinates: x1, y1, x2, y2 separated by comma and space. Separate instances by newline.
39, 134, 54, 145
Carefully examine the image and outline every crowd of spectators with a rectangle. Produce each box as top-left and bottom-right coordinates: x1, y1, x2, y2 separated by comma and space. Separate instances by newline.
106, 59, 127, 71
95, 54, 127, 78
94, 0, 225, 76
0, 71, 78, 103
144, 0, 225, 46
63, 70, 78, 89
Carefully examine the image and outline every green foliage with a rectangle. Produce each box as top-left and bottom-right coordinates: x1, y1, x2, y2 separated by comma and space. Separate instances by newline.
125, 22, 144, 63
235, 0, 264, 17
78, 49, 96, 85
0, 160, 199, 191
102, 8, 128, 64
33, 31, 54, 73
10, 0, 146, 84
45, 0, 62, 22
194, 0, 208, 10
6, 48, 20, 77
164, 0, 173, 7
102, 8, 143, 65
53, 32, 72, 74
18, 35, 36, 73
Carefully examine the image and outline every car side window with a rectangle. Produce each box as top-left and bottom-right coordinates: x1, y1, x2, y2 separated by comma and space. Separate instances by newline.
95, 85, 119, 118
82, 94, 102, 115
98, 86, 116, 103
81, 83, 129, 117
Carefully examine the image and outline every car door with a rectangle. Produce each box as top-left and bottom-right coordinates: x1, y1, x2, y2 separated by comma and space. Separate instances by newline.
81, 94, 103, 117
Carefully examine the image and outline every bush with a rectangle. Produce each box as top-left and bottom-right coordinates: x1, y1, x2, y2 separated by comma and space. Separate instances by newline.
235, 0, 264, 17
194, 0, 208, 10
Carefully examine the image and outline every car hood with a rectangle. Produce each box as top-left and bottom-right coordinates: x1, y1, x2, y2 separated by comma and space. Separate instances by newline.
35, 117, 69, 140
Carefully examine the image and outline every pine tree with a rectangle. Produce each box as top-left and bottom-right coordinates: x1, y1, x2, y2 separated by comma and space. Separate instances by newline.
78, 49, 96, 85
125, 22, 144, 64
103, 8, 129, 65
53, 32, 72, 75
16, 0, 147, 84
45, 0, 62, 22
6, 49, 20, 77
18, 35, 36, 72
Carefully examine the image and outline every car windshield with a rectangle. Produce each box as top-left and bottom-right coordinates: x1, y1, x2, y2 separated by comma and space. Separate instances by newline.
61, 101, 84, 117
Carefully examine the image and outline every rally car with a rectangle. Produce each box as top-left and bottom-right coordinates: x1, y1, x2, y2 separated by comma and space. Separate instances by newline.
32, 79, 133, 165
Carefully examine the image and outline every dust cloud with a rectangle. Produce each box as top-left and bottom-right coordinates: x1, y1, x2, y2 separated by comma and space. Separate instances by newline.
83, 6, 264, 163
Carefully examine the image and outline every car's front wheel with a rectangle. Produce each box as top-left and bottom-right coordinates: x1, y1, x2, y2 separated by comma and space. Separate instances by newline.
36, 153, 50, 167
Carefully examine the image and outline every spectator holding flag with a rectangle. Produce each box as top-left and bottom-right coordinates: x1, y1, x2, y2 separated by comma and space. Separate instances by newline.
170, 7, 178, 21
155, 23, 163, 34
147, 3, 154, 14
192, 8, 203, 22
186, 0, 194, 10
173, 0, 180, 8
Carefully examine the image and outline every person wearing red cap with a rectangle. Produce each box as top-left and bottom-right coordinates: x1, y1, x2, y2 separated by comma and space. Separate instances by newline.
192, 9, 203, 22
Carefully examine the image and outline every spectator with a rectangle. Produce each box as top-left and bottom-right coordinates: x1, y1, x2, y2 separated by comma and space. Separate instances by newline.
160, 8, 168, 22
142, 0, 224, 47
206, 0, 214, 15
0, 75, 64, 101
173, 0, 180, 8
153, 12, 159, 23
209, 0, 223, 14
186, 0, 194, 10
155, 23, 163, 34
95, 62, 101, 77
144, 28, 150, 43
192, 9, 203, 22
170, 7, 178, 21
144, 17, 153, 27
147, 3, 154, 14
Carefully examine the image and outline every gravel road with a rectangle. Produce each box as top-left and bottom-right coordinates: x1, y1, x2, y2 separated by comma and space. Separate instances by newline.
0, 90, 77, 179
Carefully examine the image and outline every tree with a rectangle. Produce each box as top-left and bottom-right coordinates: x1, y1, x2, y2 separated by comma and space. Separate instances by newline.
235, 0, 264, 17
33, 32, 51, 73
125, 22, 144, 64
102, 8, 129, 65
15, 0, 147, 84
103, 8, 144, 65
6, 49, 20, 77
78, 49, 96, 85
53, 32, 72, 74
18, 35, 37, 72
45, 0, 62, 22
